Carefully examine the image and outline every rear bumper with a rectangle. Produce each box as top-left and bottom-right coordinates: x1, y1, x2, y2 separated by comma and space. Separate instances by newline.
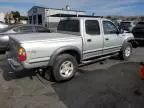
6, 51, 50, 73
0, 46, 7, 51
6, 52, 24, 72
7, 58, 24, 72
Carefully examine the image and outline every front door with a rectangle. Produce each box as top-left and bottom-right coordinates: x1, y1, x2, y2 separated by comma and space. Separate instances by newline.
102, 20, 123, 54
83, 19, 104, 60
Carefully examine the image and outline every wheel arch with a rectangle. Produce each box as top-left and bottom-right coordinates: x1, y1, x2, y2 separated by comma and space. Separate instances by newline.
48, 46, 82, 66
123, 38, 138, 48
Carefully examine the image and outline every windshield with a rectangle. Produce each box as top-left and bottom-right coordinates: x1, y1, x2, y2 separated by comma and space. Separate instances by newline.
57, 19, 80, 33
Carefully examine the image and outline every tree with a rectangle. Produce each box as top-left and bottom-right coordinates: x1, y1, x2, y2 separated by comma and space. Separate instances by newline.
20, 16, 28, 20
11, 11, 21, 24
4, 16, 8, 24
4, 13, 12, 24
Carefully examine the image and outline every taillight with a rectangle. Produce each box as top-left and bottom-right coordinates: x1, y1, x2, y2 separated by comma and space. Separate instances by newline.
18, 47, 26, 61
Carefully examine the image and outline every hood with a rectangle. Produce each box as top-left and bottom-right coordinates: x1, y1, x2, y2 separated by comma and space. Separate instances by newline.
122, 32, 134, 40
8, 32, 80, 43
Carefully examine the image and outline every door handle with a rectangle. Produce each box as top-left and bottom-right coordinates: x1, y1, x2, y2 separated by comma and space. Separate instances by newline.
87, 39, 92, 42
105, 38, 109, 40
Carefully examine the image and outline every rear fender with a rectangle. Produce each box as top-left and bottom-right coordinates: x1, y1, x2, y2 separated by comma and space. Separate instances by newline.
48, 46, 81, 66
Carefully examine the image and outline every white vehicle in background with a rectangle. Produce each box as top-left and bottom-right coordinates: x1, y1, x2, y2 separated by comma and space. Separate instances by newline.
0, 21, 8, 29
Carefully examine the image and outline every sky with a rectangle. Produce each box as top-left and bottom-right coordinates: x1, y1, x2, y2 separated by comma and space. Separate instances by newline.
0, 0, 144, 16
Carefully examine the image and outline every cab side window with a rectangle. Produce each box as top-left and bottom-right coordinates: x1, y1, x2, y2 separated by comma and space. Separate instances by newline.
103, 21, 118, 34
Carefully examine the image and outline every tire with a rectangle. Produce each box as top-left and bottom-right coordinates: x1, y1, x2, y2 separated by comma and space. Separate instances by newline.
52, 54, 78, 82
119, 42, 132, 60
3, 71, 13, 81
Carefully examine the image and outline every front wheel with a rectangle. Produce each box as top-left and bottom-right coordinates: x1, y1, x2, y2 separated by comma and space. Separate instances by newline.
119, 43, 132, 60
52, 54, 78, 82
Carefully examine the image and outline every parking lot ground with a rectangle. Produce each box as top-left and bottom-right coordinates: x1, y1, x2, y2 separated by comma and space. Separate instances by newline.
0, 47, 144, 108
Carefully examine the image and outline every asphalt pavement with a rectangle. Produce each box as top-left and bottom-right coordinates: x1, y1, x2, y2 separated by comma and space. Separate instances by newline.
0, 47, 144, 108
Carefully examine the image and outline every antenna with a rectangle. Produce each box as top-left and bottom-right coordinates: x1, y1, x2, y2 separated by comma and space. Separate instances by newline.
66, 5, 70, 10
76, 11, 79, 17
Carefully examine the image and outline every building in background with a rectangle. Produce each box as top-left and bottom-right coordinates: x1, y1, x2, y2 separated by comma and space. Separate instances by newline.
28, 6, 85, 30
20, 20, 27, 24
0, 12, 5, 22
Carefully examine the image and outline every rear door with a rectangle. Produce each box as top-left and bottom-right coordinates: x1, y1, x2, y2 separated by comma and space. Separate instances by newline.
102, 20, 122, 55
83, 19, 104, 59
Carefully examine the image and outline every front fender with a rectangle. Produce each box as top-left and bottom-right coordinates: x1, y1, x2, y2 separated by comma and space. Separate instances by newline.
123, 38, 138, 48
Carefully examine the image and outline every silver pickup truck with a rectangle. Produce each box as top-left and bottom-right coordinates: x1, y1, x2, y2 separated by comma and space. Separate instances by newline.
6, 17, 137, 81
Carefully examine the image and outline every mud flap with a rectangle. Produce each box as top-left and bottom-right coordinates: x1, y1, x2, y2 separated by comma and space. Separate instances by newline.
132, 40, 139, 48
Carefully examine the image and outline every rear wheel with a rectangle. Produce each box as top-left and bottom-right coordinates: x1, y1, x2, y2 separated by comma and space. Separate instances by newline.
52, 54, 77, 82
3, 71, 14, 81
119, 42, 132, 60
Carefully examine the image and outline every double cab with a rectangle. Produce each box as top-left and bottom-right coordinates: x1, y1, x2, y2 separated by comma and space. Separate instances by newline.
5, 17, 137, 81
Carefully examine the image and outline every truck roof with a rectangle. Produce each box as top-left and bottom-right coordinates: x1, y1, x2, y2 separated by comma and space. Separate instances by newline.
62, 17, 109, 21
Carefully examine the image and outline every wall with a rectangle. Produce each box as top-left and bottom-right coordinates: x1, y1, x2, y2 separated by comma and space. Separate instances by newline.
45, 9, 85, 29
28, 7, 45, 25
28, 6, 85, 29
20, 20, 27, 24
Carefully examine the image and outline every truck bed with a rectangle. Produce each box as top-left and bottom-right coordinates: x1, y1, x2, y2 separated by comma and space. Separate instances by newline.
8, 32, 80, 43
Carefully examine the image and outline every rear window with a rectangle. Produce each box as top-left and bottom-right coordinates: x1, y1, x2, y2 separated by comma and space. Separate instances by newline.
57, 20, 80, 33
35, 26, 50, 32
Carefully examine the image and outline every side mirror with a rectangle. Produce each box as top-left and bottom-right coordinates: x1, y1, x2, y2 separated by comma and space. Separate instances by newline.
119, 29, 124, 34
117, 25, 124, 34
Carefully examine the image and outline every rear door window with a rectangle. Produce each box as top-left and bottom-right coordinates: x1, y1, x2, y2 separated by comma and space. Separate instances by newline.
85, 20, 100, 35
